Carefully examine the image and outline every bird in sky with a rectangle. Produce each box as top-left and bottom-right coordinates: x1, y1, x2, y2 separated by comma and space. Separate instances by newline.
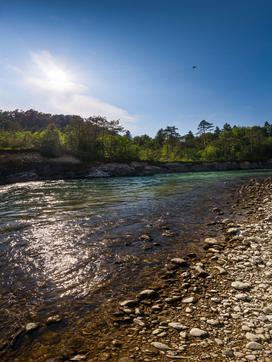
192, 65, 197, 70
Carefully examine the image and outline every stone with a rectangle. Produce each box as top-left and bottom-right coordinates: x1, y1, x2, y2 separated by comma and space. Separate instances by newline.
227, 227, 240, 234
189, 328, 208, 338
231, 281, 251, 291
25, 323, 39, 332
46, 315, 62, 324
151, 342, 171, 351
168, 322, 187, 330
170, 258, 188, 267
264, 306, 272, 314
236, 293, 251, 301
139, 234, 152, 241
182, 296, 195, 303
246, 341, 263, 350
206, 319, 220, 326
133, 318, 145, 326
204, 238, 220, 245
138, 289, 157, 299
245, 333, 262, 342
119, 300, 138, 308
223, 349, 234, 357
70, 355, 87, 361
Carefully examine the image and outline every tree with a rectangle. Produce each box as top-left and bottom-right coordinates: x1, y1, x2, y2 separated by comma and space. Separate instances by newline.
197, 120, 214, 146
264, 121, 272, 137
223, 123, 232, 132
40, 124, 61, 158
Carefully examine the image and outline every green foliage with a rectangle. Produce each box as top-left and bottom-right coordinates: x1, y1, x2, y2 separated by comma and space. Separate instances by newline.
40, 124, 62, 158
1, 109, 272, 163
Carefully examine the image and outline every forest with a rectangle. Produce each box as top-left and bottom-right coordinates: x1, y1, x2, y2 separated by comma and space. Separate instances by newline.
1, 109, 272, 162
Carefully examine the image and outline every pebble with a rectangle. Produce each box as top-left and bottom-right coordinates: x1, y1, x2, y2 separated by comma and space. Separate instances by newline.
119, 300, 138, 307
231, 281, 252, 290
151, 342, 171, 351
246, 341, 263, 350
189, 328, 208, 338
25, 323, 39, 332
182, 296, 195, 303
245, 333, 262, 342
138, 289, 157, 299
170, 258, 187, 266
168, 322, 187, 330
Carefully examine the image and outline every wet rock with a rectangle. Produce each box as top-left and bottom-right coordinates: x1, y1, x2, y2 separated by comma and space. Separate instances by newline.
170, 258, 188, 267
138, 289, 157, 299
195, 265, 209, 278
139, 234, 152, 241
46, 315, 62, 324
112, 339, 122, 347
25, 323, 39, 332
204, 238, 220, 246
165, 295, 182, 304
227, 227, 240, 234
119, 299, 138, 308
70, 355, 87, 361
161, 230, 177, 237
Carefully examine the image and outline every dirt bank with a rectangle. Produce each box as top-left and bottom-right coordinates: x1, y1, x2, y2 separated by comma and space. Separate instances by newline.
1, 151, 272, 184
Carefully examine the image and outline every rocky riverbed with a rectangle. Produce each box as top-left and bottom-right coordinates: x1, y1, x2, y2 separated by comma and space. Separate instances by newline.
81, 178, 272, 362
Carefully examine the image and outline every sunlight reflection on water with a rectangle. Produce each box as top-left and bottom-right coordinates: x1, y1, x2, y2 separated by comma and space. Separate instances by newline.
1, 169, 272, 303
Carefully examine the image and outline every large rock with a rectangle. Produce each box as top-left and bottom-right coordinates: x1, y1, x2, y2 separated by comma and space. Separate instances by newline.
88, 163, 136, 177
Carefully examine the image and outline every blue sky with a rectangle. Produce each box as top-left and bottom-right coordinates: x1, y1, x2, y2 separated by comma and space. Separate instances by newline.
0, 0, 272, 135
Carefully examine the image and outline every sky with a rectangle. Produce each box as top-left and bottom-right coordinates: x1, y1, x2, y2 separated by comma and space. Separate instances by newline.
0, 0, 272, 135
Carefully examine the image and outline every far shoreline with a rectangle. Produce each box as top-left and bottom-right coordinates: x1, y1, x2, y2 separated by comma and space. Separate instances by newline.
1, 151, 272, 185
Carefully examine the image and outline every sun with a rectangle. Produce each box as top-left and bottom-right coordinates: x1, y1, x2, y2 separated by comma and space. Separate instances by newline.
27, 50, 85, 93
45, 65, 70, 89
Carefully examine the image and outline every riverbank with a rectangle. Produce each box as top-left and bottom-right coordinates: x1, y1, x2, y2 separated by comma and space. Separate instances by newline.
1, 151, 272, 184
0, 175, 272, 361
86, 178, 272, 361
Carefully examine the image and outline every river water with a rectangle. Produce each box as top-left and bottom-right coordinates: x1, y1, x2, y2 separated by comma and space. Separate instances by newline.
0, 169, 272, 360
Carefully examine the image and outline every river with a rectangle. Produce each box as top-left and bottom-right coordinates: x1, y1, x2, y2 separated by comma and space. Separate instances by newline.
0, 169, 272, 361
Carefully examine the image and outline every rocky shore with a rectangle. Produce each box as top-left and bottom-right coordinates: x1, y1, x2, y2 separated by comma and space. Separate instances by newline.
1, 151, 272, 184
82, 178, 272, 362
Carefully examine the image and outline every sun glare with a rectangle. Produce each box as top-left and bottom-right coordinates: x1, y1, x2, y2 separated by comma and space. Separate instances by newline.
46, 66, 70, 87
27, 50, 85, 93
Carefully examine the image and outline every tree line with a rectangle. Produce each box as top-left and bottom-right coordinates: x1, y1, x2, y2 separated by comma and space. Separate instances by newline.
1, 109, 272, 162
